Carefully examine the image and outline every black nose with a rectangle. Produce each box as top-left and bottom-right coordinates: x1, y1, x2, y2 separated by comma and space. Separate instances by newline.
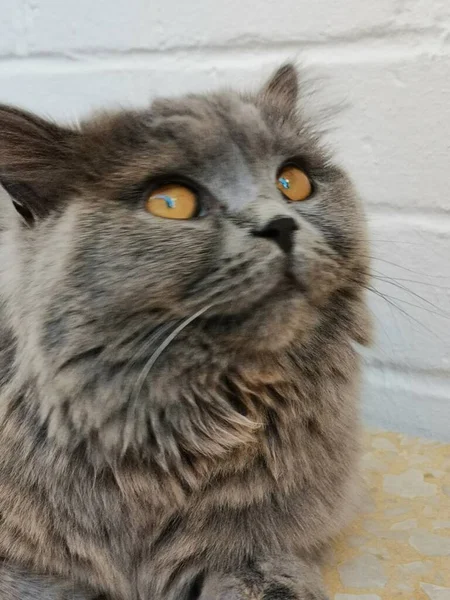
253, 216, 299, 253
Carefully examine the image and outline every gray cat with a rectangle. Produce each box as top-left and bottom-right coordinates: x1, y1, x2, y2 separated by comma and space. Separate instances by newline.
0, 65, 371, 599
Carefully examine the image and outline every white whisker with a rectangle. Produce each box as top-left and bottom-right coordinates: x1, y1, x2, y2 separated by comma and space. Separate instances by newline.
131, 304, 213, 404
121, 304, 213, 453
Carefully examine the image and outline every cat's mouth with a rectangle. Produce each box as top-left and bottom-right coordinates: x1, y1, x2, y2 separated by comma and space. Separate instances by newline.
203, 273, 306, 330
283, 261, 308, 292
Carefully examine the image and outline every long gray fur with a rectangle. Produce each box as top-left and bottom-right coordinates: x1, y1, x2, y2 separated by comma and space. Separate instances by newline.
0, 65, 371, 599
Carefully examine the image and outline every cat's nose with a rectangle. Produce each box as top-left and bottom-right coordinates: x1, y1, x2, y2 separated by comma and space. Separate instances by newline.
253, 216, 299, 254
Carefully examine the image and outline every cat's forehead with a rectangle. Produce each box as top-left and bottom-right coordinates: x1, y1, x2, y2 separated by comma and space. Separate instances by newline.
78, 90, 322, 199
148, 92, 273, 161
151, 92, 266, 131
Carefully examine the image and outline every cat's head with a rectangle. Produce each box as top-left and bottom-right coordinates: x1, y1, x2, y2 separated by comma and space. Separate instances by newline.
0, 65, 370, 463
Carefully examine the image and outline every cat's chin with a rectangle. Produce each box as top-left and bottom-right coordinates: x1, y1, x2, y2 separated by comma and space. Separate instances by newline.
204, 284, 319, 353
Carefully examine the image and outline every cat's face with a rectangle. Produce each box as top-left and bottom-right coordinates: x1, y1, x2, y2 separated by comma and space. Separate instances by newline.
0, 65, 370, 455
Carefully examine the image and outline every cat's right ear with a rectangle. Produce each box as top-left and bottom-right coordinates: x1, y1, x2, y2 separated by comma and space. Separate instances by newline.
258, 63, 299, 117
0, 105, 78, 225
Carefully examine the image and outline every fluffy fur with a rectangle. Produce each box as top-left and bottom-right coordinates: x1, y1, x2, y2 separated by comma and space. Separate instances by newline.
0, 65, 371, 599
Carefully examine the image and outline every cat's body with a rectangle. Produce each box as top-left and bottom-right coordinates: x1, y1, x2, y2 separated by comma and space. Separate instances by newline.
0, 66, 371, 599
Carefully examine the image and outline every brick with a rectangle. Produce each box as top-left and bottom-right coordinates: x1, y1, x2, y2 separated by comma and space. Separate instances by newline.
0, 56, 227, 121
0, 52, 305, 121
22, 0, 402, 54
0, 1, 26, 55
320, 54, 450, 212
394, 0, 450, 29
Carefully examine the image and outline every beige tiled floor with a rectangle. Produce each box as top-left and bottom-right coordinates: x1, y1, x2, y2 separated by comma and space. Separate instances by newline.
323, 431, 450, 600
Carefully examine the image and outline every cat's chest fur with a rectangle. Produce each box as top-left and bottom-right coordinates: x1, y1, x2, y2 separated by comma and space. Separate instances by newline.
0, 337, 360, 599
0, 281, 363, 594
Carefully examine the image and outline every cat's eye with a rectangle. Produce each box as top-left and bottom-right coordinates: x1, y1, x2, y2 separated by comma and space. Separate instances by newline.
146, 184, 199, 220
276, 166, 312, 202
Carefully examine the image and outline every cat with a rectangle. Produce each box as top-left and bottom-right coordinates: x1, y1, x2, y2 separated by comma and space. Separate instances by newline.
0, 64, 372, 600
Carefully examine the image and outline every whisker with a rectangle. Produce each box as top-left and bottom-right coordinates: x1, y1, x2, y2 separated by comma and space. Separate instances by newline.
121, 304, 213, 453
348, 235, 429, 245
371, 289, 450, 320
370, 268, 450, 289
124, 321, 178, 374
368, 256, 450, 278
365, 286, 444, 341
120, 320, 183, 453
371, 276, 450, 317
132, 304, 213, 402
380, 276, 450, 290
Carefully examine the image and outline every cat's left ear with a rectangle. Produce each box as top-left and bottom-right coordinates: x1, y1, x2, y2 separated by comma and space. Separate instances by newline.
0, 104, 79, 224
258, 63, 299, 116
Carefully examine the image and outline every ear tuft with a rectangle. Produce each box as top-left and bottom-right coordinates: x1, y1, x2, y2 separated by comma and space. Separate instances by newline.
259, 63, 299, 116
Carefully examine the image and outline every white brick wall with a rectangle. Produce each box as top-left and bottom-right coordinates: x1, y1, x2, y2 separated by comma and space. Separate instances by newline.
1, 0, 449, 439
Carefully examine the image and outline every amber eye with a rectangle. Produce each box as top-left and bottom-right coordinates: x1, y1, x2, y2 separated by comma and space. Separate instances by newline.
276, 166, 312, 202
146, 184, 199, 220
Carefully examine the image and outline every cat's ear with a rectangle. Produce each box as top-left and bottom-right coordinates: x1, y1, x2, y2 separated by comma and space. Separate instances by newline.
0, 105, 78, 224
259, 63, 299, 116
